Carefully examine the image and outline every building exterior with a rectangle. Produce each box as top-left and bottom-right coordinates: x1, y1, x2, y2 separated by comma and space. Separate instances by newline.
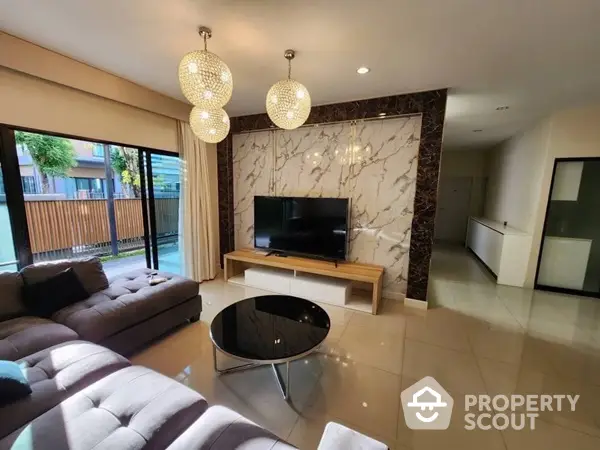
16, 137, 181, 200
17, 139, 129, 199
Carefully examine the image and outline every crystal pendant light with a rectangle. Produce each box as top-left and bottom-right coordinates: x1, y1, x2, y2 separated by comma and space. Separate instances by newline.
189, 107, 230, 144
266, 50, 311, 130
178, 26, 233, 109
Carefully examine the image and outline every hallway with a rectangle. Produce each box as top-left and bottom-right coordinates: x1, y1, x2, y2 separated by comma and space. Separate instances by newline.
425, 245, 600, 447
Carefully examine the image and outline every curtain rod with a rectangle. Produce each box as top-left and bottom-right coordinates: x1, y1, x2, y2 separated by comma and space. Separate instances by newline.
234, 112, 422, 134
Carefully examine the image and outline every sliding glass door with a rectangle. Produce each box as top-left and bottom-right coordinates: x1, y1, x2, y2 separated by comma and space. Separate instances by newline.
142, 151, 182, 275
0, 125, 183, 277
0, 162, 19, 273
536, 158, 600, 297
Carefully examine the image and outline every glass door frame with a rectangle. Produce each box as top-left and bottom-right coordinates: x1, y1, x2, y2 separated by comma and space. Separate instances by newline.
0, 123, 174, 272
0, 126, 33, 269
534, 156, 600, 298
139, 148, 182, 273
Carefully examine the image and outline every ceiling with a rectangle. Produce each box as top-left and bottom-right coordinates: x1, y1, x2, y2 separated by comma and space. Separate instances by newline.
1, 0, 600, 151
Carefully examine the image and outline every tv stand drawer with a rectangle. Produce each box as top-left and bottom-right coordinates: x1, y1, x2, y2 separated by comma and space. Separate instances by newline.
244, 267, 293, 293
291, 274, 351, 306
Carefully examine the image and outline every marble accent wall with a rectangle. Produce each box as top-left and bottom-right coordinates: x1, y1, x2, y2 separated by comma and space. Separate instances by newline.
218, 89, 447, 302
233, 116, 422, 297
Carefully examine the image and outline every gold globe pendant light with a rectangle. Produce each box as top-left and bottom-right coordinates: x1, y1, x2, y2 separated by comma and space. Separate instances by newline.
266, 50, 311, 130
178, 26, 233, 109
189, 107, 230, 144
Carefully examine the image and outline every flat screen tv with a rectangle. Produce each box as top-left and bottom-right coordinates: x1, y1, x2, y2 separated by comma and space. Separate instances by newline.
254, 196, 349, 261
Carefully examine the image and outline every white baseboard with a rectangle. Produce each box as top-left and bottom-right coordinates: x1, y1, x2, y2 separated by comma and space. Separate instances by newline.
404, 297, 428, 310
382, 289, 405, 301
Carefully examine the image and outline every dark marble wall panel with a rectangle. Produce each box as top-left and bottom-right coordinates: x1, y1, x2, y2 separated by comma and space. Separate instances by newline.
216, 134, 234, 265
217, 89, 447, 302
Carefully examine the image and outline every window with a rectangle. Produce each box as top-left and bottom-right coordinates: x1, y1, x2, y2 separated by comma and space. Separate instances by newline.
21, 176, 38, 194
92, 143, 104, 158
74, 177, 105, 198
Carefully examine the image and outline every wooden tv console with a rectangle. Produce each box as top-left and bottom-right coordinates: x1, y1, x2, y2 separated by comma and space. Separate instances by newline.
224, 249, 384, 314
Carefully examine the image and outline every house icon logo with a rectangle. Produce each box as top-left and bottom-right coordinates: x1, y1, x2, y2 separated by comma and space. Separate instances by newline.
401, 376, 453, 430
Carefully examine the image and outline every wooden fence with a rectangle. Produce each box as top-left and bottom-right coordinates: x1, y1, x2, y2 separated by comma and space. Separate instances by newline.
25, 198, 179, 254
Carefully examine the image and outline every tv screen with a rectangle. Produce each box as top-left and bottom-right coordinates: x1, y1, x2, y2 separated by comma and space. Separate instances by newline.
254, 196, 349, 260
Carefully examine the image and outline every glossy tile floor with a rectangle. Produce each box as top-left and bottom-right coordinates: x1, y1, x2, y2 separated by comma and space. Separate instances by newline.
131, 246, 600, 449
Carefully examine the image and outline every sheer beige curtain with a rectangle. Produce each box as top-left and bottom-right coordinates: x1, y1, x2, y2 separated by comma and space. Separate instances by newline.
177, 121, 219, 281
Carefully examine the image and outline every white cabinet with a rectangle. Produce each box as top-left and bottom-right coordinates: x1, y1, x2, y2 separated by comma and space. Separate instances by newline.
466, 217, 532, 287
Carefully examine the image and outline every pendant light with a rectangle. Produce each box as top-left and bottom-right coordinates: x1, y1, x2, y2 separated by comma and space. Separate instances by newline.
189, 107, 230, 144
266, 50, 311, 130
178, 26, 233, 109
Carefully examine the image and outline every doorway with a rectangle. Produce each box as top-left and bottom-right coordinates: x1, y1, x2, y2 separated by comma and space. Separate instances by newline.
536, 158, 600, 297
434, 176, 474, 244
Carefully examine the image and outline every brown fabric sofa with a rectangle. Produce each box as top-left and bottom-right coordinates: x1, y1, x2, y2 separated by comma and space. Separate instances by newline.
0, 258, 295, 449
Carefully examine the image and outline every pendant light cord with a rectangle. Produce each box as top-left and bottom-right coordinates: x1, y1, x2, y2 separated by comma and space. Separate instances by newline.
203, 34, 208, 51
288, 58, 292, 79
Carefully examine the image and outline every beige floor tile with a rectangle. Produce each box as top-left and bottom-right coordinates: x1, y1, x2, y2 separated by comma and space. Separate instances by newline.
126, 246, 600, 448
502, 419, 600, 450
476, 356, 541, 398
301, 355, 402, 441
182, 353, 322, 438
402, 339, 487, 395
335, 312, 405, 374
397, 376, 506, 450
405, 307, 473, 353
514, 371, 600, 438
354, 299, 410, 334
468, 324, 526, 365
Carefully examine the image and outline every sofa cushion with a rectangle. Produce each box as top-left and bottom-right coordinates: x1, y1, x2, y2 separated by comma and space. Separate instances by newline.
0, 272, 26, 321
0, 317, 78, 361
0, 365, 209, 450
52, 269, 199, 342
22, 268, 89, 318
0, 341, 130, 438
0, 361, 31, 407
167, 405, 296, 450
20, 257, 109, 296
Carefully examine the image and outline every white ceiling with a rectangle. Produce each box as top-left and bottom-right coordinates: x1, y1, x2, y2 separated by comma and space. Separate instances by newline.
2, 0, 600, 151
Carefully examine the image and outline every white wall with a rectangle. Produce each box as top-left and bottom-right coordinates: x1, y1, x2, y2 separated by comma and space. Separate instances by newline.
525, 104, 600, 285
0, 31, 189, 121
0, 67, 179, 152
484, 103, 600, 286
0, 32, 192, 152
484, 121, 551, 233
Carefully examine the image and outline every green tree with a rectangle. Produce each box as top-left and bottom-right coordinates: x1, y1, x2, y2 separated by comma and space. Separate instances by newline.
14, 132, 77, 194
110, 146, 140, 197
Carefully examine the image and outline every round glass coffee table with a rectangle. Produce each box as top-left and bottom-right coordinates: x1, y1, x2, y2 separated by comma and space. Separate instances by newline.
210, 294, 330, 400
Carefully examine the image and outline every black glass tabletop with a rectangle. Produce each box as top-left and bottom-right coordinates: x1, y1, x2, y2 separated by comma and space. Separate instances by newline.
210, 295, 331, 363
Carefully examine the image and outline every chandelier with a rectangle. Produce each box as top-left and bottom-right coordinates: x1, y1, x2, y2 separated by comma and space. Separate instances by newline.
266, 50, 311, 130
189, 107, 230, 144
178, 26, 233, 109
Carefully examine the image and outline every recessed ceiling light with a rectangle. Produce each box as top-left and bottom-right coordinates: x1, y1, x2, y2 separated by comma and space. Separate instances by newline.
473, 129, 483, 132
357, 67, 370, 74
378, 112, 386, 117
496, 106, 510, 111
